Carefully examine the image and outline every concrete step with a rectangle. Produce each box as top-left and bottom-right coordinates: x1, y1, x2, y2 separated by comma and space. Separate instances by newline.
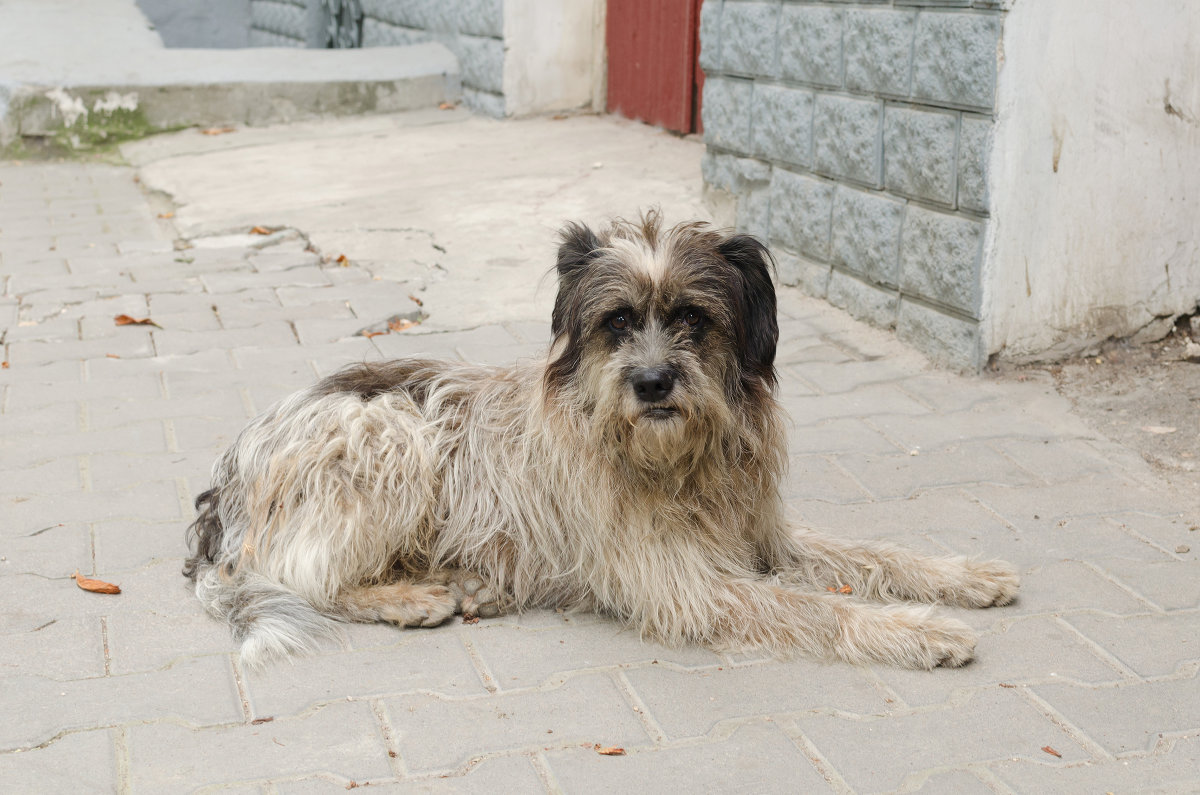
0, 0, 461, 154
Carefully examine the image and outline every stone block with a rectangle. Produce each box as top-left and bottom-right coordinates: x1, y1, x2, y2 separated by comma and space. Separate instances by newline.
899, 205, 983, 314
798, 689, 1088, 793
128, 700, 393, 790
992, 735, 1200, 795
775, 249, 831, 298
912, 12, 1001, 109
837, 441, 1036, 500
958, 114, 992, 212
0, 729, 117, 792
813, 94, 882, 186
884, 106, 958, 205
719, 2, 779, 77
844, 9, 916, 96
698, 0, 723, 73
829, 186, 903, 286
702, 77, 754, 153
897, 298, 980, 370
384, 674, 651, 773
546, 722, 831, 793
1064, 612, 1200, 678
361, 19, 432, 48
454, 0, 503, 38
768, 170, 833, 260
826, 269, 899, 329
442, 33, 504, 94
1033, 675, 1200, 755
750, 84, 813, 165
737, 185, 771, 241
778, 5, 843, 87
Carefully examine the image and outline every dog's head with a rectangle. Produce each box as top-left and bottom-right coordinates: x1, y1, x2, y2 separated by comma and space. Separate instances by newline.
545, 211, 777, 472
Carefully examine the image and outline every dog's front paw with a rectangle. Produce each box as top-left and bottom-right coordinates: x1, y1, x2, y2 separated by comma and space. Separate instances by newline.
385, 584, 458, 628
445, 570, 504, 618
947, 558, 1019, 609
839, 605, 978, 669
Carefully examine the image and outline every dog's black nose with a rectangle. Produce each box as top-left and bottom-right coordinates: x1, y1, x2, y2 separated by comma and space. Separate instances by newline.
631, 367, 676, 403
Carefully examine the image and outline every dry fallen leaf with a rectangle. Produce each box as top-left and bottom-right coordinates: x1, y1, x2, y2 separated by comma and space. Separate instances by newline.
114, 314, 161, 329
250, 717, 274, 725
408, 294, 423, 307
998, 682, 1017, 688
361, 330, 387, 339
105, 353, 120, 359
387, 318, 417, 333
157, 212, 175, 219
335, 254, 349, 266
201, 126, 236, 136
1041, 745, 1062, 758
73, 571, 121, 594
462, 615, 480, 625
438, 101, 456, 110
249, 225, 272, 235
1, 361, 8, 369
593, 744, 626, 756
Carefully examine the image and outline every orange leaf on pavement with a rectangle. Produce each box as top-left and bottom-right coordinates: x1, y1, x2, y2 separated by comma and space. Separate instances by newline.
201, 126, 236, 136
114, 314, 161, 328
593, 745, 626, 756
73, 571, 121, 594
1041, 746, 1062, 758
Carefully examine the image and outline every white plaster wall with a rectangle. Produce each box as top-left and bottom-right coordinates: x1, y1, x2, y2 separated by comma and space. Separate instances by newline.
983, 0, 1200, 360
502, 0, 603, 116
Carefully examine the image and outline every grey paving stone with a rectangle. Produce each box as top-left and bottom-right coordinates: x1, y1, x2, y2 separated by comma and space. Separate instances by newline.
0, 456, 82, 495
813, 94, 883, 186
912, 12, 1001, 110
702, 77, 755, 154
6, 333, 156, 366
720, 1, 778, 77
545, 720, 832, 794
625, 657, 884, 740
93, 518, 196, 572
245, 635, 488, 716
1063, 612, 1200, 678
769, 169, 833, 261
786, 417, 901, 456
844, 8, 916, 96
778, 5, 843, 87
787, 383, 932, 426
128, 700, 393, 790
1034, 673, 1200, 755
85, 391, 248, 432
958, 114, 992, 212
751, 83, 814, 166
990, 733, 1200, 794
0, 729, 117, 792
884, 106, 958, 205
796, 688, 1088, 792
826, 268, 899, 329
384, 674, 651, 773
899, 206, 983, 315
1095, 559, 1200, 611
967, 478, 1177, 532
0, 615, 106, 679
1103, 512, 1198, 559
829, 185, 903, 286
152, 323, 300, 357
87, 348, 234, 382
3, 481, 183, 533
466, 622, 720, 690
0, 521, 91, 578
785, 454, 874, 504
107, 610, 236, 675
874, 615, 1125, 708
1008, 560, 1151, 617
201, 265, 332, 293
836, 443, 1037, 499
0, 655, 241, 750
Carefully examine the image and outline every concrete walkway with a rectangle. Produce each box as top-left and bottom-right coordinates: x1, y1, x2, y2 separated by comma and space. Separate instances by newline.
1, 111, 1199, 793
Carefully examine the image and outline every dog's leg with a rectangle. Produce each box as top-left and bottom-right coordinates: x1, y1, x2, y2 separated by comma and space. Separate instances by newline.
427, 568, 506, 618
716, 580, 979, 669
339, 580, 458, 628
762, 527, 1018, 608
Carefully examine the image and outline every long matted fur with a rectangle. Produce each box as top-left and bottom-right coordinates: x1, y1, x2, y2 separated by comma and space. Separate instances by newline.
184, 213, 1018, 670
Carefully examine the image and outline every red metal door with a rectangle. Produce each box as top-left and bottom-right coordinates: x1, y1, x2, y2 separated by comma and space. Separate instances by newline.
606, 0, 704, 134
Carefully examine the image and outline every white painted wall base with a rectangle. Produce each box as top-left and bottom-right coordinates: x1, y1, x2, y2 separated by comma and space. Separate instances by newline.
984, 0, 1200, 360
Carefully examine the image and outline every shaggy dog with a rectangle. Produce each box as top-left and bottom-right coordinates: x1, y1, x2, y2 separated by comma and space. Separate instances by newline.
183, 214, 1018, 670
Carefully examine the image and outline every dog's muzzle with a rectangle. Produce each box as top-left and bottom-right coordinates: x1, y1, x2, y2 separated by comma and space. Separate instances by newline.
631, 366, 676, 405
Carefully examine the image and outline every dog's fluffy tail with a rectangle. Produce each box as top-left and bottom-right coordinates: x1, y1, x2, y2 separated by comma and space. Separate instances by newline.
194, 565, 342, 668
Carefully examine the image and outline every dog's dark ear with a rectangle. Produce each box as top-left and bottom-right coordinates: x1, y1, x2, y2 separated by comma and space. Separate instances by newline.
552, 222, 602, 335
719, 233, 778, 388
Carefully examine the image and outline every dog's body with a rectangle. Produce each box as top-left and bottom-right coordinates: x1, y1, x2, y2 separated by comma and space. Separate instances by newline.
185, 215, 1017, 669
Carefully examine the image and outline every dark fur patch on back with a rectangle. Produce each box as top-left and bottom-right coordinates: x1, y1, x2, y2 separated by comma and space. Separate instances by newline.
314, 360, 445, 404
183, 487, 223, 579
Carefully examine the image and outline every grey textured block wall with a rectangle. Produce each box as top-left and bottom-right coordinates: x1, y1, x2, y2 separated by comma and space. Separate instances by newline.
700, 0, 1002, 370
361, 0, 505, 116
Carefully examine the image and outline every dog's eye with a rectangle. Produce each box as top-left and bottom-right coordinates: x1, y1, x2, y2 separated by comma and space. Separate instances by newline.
608, 313, 629, 332
682, 309, 703, 328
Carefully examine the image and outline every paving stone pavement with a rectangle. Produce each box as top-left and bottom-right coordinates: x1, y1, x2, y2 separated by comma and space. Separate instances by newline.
2, 157, 1199, 794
